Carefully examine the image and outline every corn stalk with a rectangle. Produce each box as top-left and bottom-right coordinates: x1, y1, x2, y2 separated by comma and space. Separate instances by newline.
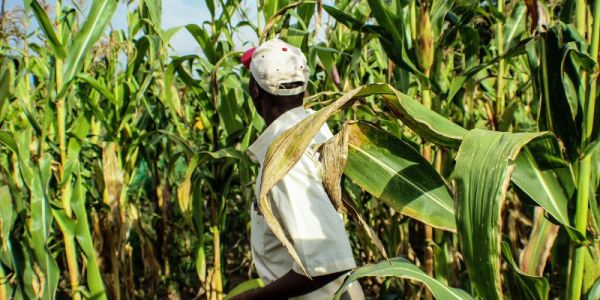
568, 0, 600, 298
53, 0, 81, 297
496, 0, 505, 116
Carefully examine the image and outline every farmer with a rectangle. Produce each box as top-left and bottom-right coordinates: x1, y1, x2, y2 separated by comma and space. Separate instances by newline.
231, 39, 364, 300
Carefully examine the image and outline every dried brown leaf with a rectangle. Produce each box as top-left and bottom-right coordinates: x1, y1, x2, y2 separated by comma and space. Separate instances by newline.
318, 123, 349, 213
318, 122, 388, 260
343, 197, 389, 261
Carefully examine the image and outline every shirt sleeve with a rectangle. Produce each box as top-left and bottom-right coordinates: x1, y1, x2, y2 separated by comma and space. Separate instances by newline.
269, 146, 356, 277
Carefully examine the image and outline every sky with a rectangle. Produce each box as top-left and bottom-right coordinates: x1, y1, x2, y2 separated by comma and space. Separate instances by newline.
4, 0, 260, 54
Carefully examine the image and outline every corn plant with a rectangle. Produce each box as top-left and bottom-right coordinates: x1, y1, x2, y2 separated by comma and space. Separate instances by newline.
1, 0, 599, 299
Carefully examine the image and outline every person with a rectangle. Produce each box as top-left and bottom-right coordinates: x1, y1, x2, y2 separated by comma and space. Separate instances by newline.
231, 39, 364, 300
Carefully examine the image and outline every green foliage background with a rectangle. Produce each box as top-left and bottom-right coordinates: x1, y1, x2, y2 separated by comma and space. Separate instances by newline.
0, 0, 599, 299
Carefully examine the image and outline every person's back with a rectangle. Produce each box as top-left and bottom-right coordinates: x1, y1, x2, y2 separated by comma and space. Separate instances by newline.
231, 39, 364, 300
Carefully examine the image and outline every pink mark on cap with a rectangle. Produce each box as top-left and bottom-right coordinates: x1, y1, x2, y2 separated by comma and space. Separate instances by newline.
282, 47, 288, 51
241, 47, 256, 69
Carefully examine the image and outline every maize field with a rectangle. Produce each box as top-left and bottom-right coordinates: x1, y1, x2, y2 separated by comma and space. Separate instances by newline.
0, 0, 599, 299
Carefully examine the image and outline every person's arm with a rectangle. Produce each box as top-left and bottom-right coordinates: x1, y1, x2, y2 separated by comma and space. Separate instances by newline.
231, 269, 348, 300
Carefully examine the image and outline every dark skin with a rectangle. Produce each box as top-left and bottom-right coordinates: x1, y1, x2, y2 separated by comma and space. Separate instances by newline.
248, 76, 305, 126
231, 270, 349, 300
229, 76, 350, 300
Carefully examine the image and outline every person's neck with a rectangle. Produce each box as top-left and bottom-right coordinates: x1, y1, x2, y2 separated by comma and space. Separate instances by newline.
263, 102, 303, 126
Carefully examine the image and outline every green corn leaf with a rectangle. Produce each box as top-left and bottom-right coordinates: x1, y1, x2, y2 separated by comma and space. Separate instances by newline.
61, 0, 118, 96
220, 77, 245, 135
28, 156, 59, 300
164, 26, 183, 45
205, 0, 215, 17
448, 36, 533, 103
130, 36, 151, 76
333, 258, 473, 300
451, 129, 556, 300
52, 208, 75, 237
186, 24, 218, 64
323, 5, 364, 30
381, 86, 469, 148
315, 46, 340, 88
582, 247, 600, 297
433, 242, 452, 286
9, 239, 38, 299
77, 74, 116, 104
503, 2, 527, 49
512, 148, 583, 242
0, 186, 14, 248
588, 277, 600, 300
30, 0, 66, 58
583, 137, 600, 161
0, 62, 13, 121
502, 242, 549, 300
177, 148, 242, 221
142, 0, 162, 27
183, 148, 242, 180
285, 20, 308, 48
296, 2, 316, 30
512, 149, 574, 220
586, 138, 600, 199
176, 65, 203, 90
22, 0, 32, 13
71, 166, 107, 300
224, 279, 264, 300
263, 0, 289, 21
14, 131, 34, 190
150, 130, 195, 155
533, 24, 595, 161
430, 0, 453, 40
16, 98, 43, 136
0, 131, 18, 154
165, 55, 201, 119
344, 122, 456, 231
366, 0, 425, 80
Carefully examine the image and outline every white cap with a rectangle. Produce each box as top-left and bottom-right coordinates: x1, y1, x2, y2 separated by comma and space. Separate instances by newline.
249, 39, 310, 96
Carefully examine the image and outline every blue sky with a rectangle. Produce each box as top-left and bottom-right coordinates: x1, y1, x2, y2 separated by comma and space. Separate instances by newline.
5, 0, 259, 54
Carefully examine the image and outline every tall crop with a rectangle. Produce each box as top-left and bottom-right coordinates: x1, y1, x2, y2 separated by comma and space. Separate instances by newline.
0, 0, 598, 299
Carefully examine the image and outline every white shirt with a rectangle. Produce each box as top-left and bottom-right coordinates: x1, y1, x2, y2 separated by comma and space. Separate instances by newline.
247, 106, 357, 300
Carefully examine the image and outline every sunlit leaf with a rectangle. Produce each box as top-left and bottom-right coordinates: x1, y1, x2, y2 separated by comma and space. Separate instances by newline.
344, 122, 456, 231
333, 258, 473, 300
224, 279, 264, 300
28, 156, 59, 300
30, 0, 66, 58
61, 0, 118, 95
452, 129, 553, 300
